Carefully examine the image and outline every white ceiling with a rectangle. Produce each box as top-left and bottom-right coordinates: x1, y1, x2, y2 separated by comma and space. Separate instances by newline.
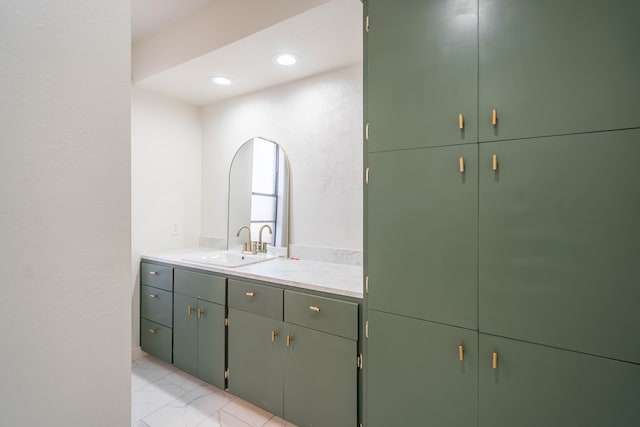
132, 0, 214, 43
132, 0, 363, 106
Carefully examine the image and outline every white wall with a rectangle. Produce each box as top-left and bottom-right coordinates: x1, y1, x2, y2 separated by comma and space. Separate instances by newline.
0, 1, 131, 426
201, 64, 363, 252
131, 87, 202, 352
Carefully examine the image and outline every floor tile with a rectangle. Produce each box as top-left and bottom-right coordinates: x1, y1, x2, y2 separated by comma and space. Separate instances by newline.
220, 399, 273, 427
197, 410, 253, 427
263, 416, 297, 427
164, 369, 206, 392
132, 379, 189, 424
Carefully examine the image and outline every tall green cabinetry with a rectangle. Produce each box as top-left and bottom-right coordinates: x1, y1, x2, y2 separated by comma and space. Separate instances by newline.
364, 0, 640, 426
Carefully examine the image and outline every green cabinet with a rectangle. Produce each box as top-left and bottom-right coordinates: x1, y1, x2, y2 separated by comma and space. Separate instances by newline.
479, 129, 640, 364
367, 144, 478, 329
367, 310, 478, 427
479, 334, 640, 427
173, 269, 226, 388
479, 0, 640, 142
366, 0, 478, 152
140, 262, 173, 363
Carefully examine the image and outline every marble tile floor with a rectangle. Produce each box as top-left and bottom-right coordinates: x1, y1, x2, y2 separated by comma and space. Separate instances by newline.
132, 356, 297, 427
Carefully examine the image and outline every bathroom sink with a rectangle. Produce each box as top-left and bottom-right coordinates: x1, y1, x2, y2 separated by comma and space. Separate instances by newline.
182, 251, 278, 268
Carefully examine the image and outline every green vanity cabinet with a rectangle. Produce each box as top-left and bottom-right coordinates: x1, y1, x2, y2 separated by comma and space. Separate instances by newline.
479, 334, 640, 427
367, 310, 478, 427
140, 262, 173, 363
366, 0, 478, 152
479, 0, 640, 142
479, 129, 640, 364
173, 269, 226, 388
367, 144, 478, 329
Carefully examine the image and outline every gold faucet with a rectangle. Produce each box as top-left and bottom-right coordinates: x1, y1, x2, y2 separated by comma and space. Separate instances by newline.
258, 224, 273, 253
236, 225, 257, 254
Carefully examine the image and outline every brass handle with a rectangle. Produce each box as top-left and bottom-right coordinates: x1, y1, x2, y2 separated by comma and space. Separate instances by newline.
458, 113, 464, 130
459, 345, 464, 361
491, 108, 497, 126
309, 305, 320, 313
492, 154, 498, 171
148, 328, 157, 334
492, 352, 498, 369
245, 292, 255, 297
197, 308, 203, 319
148, 294, 157, 299
149, 271, 158, 275
459, 157, 465, 173
271, 330, 278, 342
286, 335, 293, 347
187, 306, 194, 316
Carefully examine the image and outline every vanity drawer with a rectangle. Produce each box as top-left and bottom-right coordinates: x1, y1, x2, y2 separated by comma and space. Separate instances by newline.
174, 269, 226, 304
141, 263, 173, 291
284, 290, 358, 340
141, 285, 173, 327
140, 318, 172, 364
228, 279, 283, 320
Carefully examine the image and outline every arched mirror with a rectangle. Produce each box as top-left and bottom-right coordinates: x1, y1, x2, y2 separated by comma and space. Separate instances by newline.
227, 137, 290, 256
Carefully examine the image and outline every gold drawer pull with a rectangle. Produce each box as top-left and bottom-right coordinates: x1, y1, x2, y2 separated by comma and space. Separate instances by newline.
492, 352, 498, 369
459, 157, 465, 173
286, 335, 293, 347
492, 154, 498, 171
148, 294, 157, 299
245, 292, 255, 297
491, 108, 498, 126
197, 308, 203, 319
459, 345, 464, 361
149, 271, 158, 275
458, 113, 464, 130
309, 305, 320, 313
187, 306, 194, 316
148, 328, 157, 334
271, 330, 278, 342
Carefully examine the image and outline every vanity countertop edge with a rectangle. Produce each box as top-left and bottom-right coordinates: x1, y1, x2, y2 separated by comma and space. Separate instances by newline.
141, 249, 364, 299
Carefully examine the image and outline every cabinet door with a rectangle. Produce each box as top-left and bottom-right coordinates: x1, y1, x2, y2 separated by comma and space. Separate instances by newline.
284, 324, 357, 427
367, 0, 477, 152
173, 293, 198, 376
479, 0, 640, 141
368, 145, 478, 329
227, 308, 284, 417
196, 300, 225, 389
479, 130, 640, 363
367, 310, 478, 427
479, 334, 640, 427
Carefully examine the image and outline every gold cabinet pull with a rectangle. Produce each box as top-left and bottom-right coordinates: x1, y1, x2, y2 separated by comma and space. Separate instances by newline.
271, 330, 278, 342
492, 154, 498, 171
187, 305, 194, 316
197, 308, 203, 319
459, 345, 464, 361
149, 271, 158, 275
148, 328, 157, 334
458, 113, 464, 130
491, 108, 498, 126
492, 352, 498, 369
459, 157, 465, 173
245, 292, 255, 297
309, 305, 320, 313
286, 335, 293, 347
148, 294, 157, 299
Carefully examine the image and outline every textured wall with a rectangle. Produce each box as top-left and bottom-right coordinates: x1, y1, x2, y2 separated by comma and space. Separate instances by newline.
201, 64, 363, 252
0, 1, 131, 425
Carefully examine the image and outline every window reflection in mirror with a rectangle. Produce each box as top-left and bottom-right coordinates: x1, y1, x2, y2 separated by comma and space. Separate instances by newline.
228, 137, 289, 254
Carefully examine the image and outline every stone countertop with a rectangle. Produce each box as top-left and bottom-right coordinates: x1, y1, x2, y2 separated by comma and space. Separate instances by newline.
141, 249, 363, 299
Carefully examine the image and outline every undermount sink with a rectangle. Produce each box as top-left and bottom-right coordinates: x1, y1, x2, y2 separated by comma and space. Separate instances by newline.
182, 251, 278, 268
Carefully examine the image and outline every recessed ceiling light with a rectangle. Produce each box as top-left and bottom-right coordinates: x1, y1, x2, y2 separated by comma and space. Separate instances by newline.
275, 54, 298, 66
211, 76, 232, 85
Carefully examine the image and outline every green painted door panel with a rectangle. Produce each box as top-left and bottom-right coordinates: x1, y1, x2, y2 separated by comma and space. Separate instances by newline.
284, 290, 358, 340
479, 0, 640, 142
173, 293, 198, 376
141, 285, 173, 327
228, 280, 283, 320
367, 0, 478, 152
140, 263, 173, 291
479, 334, 640, 427
368, 145, 478, 329
367, 310, 478, 427
227, 308, 284, 417
479, 130, 640, 363
174, 269, 226, 304
140, 319, 172, 364
284, 323, 357, 427
197, 300, 225, 389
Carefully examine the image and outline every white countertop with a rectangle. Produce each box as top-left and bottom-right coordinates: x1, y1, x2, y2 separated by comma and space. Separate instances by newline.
141, 249, 363, 299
